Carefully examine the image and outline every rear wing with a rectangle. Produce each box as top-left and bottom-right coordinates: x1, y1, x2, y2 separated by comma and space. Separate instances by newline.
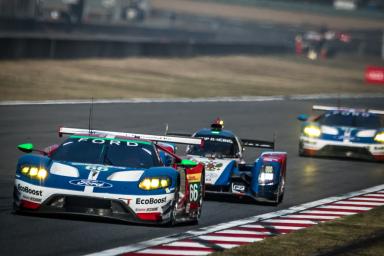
166, 132, 193, 137
241, 138, 275, 150
58, 127, 202, 146
166, 130, 275, 150
313, 105, 384, 115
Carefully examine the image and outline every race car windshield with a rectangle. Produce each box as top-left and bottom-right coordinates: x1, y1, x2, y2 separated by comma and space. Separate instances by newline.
320, 112, 381, 129
187, 135, 237, 158
51, 137, 161, 168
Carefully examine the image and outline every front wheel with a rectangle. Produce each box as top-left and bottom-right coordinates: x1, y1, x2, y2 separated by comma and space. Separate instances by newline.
278, 175, 285, 203
272, 175, 285, 206
298, 141, 306, 157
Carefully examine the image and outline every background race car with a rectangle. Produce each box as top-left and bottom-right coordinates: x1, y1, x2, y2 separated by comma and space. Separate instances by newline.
297, 105, 384, 161
168, 119, 287, 205
14, 127, 205, 226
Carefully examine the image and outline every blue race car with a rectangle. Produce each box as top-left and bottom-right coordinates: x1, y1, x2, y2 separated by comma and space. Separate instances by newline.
297, 105, 384, 161
169, 119, 287, 205
14, 127, 205, 225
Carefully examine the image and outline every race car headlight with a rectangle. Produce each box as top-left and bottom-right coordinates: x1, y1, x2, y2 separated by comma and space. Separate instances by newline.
374, 132, 384, 143
139, 177, 170, 190
303, 125, 321, 138
20, 166, 48, 180
258, 165, 274, 185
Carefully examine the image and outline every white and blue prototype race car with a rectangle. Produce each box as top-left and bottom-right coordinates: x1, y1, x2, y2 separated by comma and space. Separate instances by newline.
169, 119, 287, 205
297, 105, 384, 161
14, 127, 205, 225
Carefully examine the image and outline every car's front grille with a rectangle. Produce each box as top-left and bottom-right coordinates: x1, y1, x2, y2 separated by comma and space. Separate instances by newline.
321, 145, 373, 159
46, 195, 128, 214
65, 196, 111, 209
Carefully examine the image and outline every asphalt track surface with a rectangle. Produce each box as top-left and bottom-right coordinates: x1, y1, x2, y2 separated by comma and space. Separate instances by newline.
0, 97, 383, 256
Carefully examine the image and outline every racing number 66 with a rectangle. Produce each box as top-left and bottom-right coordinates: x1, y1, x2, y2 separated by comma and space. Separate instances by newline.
189, 183, 200, 202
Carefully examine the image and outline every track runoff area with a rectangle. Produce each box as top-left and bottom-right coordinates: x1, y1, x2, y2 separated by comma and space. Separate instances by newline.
86, 184, 384, 256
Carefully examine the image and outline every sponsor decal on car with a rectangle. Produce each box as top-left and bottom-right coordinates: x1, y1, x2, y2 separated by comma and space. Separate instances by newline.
77, 138, 140, 146
17, 184, 43, 196
85, 165, 109, 172
189, 183, 200, 202
136, 197, 166, 205
135, 207, 160, 212
69, 179, 113, 188
231, 183, 246, 193
205, 172, 219, 184
205, 161, 223, 171
186, 173, 202, 183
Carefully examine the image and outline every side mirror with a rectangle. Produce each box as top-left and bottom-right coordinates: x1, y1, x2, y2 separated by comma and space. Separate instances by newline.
179, 159, 198, 167
297, 114, 309, 122
17, 143, 34, 153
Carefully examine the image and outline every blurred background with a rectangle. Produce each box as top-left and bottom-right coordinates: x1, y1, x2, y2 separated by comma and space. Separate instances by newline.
0, 0, 383, 59
0, 0, 383, 100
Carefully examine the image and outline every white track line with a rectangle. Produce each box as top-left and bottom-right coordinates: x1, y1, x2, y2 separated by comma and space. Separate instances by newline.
166, 241, 238, 250
364, 194, 384, 197
333, 201, 384, 206
137, 249, 211, 255
260, 219, 317, 224
1, 93, 384, 106
240, 224, 304, 230
197, 236, 264, 243
215, 230, 272, 235
166, 242, 210, 249
281, 215, 338, 220
300, 210, 356, 216
348, 197, 384, 202
318, 205, 373, 211
84, 185, 384, 256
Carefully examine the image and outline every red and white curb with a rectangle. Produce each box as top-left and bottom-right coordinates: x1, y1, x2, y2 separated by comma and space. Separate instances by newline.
86, 184, 384, 256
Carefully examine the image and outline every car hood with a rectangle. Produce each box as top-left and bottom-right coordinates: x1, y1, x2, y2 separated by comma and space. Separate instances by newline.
319, 125, 380, 143
16, 154, 177, 195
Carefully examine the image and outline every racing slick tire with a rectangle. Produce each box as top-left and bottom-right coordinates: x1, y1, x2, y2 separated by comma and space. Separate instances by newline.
298, 141, 307, 157
165, 192, 179, 226
278, 175, 286, 203
272, 175, 285, 206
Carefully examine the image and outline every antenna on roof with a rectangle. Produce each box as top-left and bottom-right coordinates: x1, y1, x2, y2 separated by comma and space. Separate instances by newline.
88, 97, 94, 134
165, 123, 169, 135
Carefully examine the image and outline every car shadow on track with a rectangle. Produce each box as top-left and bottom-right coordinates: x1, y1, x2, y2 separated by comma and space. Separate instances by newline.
204, 194, 280, 207
12, 211, 198, 228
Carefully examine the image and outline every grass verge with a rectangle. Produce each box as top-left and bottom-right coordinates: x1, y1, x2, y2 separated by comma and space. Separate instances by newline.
0, 56, 383, 101
212, 206, 384, 256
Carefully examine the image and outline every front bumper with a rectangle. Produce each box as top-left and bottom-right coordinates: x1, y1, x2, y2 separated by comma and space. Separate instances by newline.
13, 180, 174, 225
16, 194, 170, 225
204, 183, 279, 203
300, 136, 384, 161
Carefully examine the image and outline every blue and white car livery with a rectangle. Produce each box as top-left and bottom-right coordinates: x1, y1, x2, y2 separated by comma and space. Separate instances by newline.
14, 127, 205, 225
169, 119, 287, 205
297, 105, 384, 161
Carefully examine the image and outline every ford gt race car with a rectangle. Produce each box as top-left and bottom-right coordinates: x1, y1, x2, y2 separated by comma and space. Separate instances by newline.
168, 119, 287, 205
14, 127, 205, 226
297, 105, 384, 161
